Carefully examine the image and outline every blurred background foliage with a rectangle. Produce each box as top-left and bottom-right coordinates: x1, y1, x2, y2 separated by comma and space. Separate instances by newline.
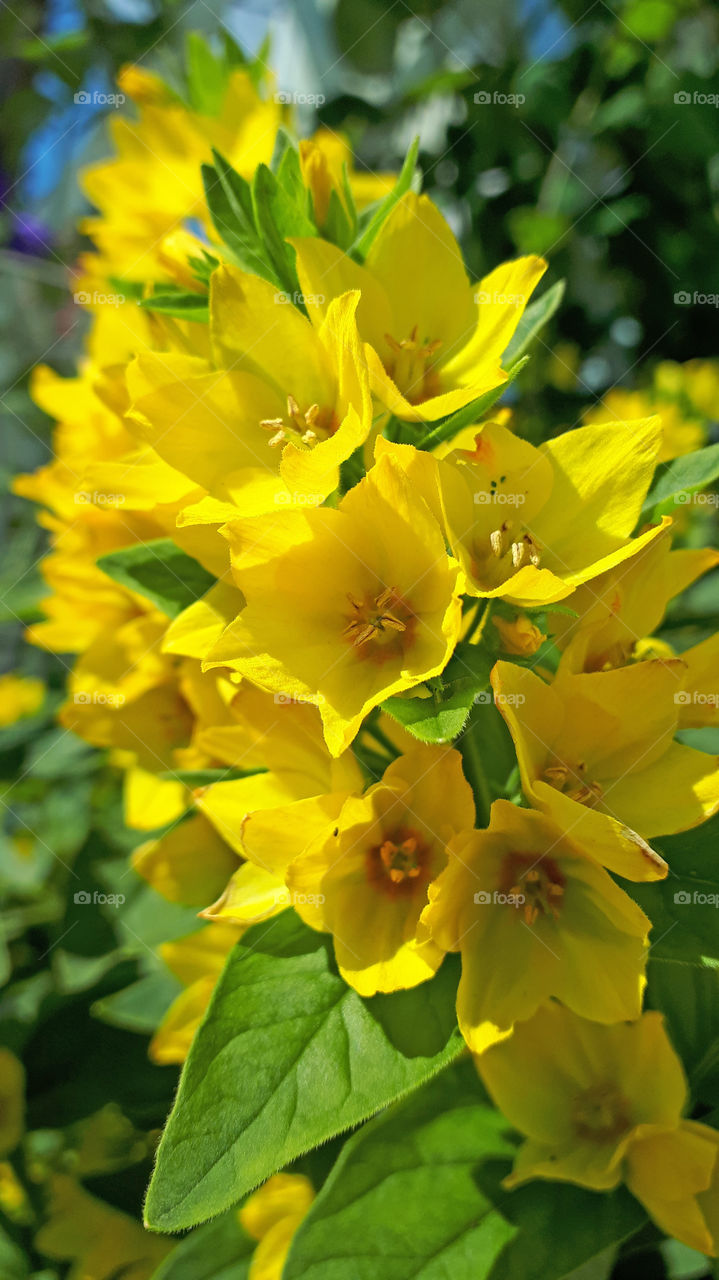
1, 0, 718, 1275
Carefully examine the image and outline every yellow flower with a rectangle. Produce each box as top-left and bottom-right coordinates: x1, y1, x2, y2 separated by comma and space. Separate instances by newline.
126, 265, 372, 517
491, 658, 719, 865
477, 1005, 719, 1256
150, 923, 243, 1065
132, 812, 238, 907
35, 1173, 171, 1279
80, 65, 280, 284
0, 1049, 24, 1157
194, 687, 362, 924
0, 674, 44, 727
291, 191, 546, 420
299, 130, 395, 228
421, 800, 649, 1053
584, 387, 704, 461
204, 451, 464, 755
433, 416, 669, 606
286, 745, 475, 995
549, 523, 719, 674
240, 1173, 315, 1280
492, 613, 545, 656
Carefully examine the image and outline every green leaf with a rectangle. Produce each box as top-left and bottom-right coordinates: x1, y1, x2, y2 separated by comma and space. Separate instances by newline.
642, 442, 719, 515
503, 280, 565, 364
202, 153, 275, 283
352, 137, 419, 260
381, 642, 494, 744
416, 357, 530, 452
185, 32, 227, 115
151, 1211, 255, 1280
284, 1059, 645, 1280
93, 970, 181, 1034
646, 958, 719, 1104
145, 912, 464, 1231
139, 292, 209, 323
628, 812, 719, 964
97, 539, 217, 618
251, 163, 317, 296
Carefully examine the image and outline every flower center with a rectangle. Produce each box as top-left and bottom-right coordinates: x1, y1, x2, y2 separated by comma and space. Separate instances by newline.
343, 586, 411, 658
571, 1083, 632, 1143
367, 826, 429, 896
260, 394, 337, 449
384, 326, 442, 404
543, 761, 604, 807
500, 851, 565, 926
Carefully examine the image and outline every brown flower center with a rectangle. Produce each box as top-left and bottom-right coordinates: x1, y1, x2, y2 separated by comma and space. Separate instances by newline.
571, 1083, 632, 1143
367, 826, 430, 896
343, 586, 414, 661
499, 851, 565, 926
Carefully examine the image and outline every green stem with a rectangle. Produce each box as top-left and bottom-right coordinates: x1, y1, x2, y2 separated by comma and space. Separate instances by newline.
363, 721, 400, 759
463, 599, 493, 645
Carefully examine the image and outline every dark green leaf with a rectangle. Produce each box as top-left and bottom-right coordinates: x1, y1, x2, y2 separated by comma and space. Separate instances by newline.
284, 1059, 645, 1280
381, 642, 494, 744
202, 153, 275, 283
145, 912, 463, 1231
139, 292, 209, 323
97, 539, 217, 619
642, 442, 719, 515
251, 163, 317, 296
628, 812, 719, 964
151, 1210, 255, 1280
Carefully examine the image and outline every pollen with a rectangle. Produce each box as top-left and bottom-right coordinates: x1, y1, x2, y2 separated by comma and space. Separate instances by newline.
343, 586, 408, 649
571, 1083, 632, 1143
384, 325, 442, 404
260, 394, 336, 448
367, 826, 429, 895
501, 851, 566, 926
544, 761, 604, 807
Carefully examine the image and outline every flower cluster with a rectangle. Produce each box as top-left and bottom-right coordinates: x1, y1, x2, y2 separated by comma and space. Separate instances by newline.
14, 41, 719, 1271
